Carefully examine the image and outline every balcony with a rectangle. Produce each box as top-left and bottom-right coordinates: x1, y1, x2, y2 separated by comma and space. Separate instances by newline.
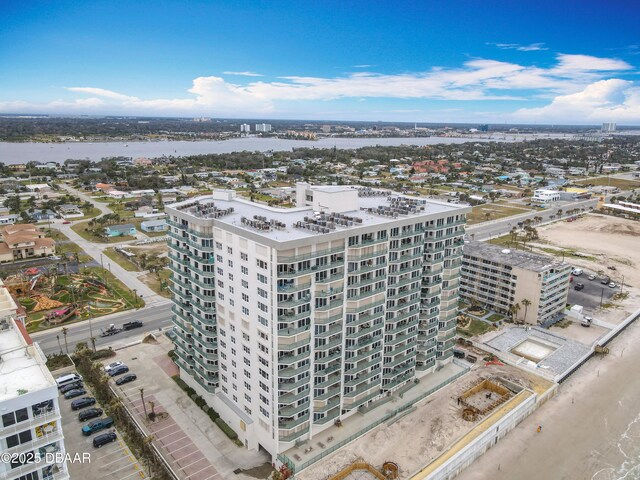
388, 285, 421, 300
315, 298, 344, 312
315, 286, 344, 298
278, 295, 312, 308
346, 299, 385, 314
192, 374, 217, 393
344, 380, 379, 398
277, 281, 312, 293
279, 388, 310, 405
345, 355, 382, 376
277, 310, 312, 324
314, 373, 341, 390
315, 272, 346, 285
315, 386, 341, 402
315, 408, 341, 425
279, 427, 309, 443
315, 312, 343, 325
279, 414, 311, 430
345, 345, 383, 364
348, 237, 388, 249
348, 262, 387, 275
278, 376, 311, 392
315, 336, 343, 351
347, 286, 386, 301
314, 349, 343, 364
344, 367, 380, 388
278, 246, 345, 263
347, 310, 384, 328
279, 401, 310, 417
347, 248, 389, 261
278, 324, 311, 337
316, 324, 342, 339
278, 350, 311, 366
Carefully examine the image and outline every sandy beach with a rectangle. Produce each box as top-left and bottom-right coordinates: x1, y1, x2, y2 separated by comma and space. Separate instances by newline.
457, 315, 640, 480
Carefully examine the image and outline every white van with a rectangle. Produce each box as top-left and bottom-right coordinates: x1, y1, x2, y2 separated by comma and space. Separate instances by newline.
55, 373, 83, 389
572, 268, 583, 276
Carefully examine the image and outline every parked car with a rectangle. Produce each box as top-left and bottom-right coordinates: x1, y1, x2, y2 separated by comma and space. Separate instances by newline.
78, 407, 103, 422
64, 388, 87, 399
574, 283, 585, 291
56, 373, 83, 389
587, 275, 596, 281
71, 397, 96, 411
115, 373, 137, 386
601, 277, 611, 285
609, 282, 617, 288
60, 381, 84, 394
571, 268, 583, 276
62, 221, 71, 224
453, 350, 465, 359
581, 316, 593, 327
82, 417, 114, 436
109, 365, 130, 377
93, 432, 117, 448
103, 361, 124, 374
165, 328, 177, 341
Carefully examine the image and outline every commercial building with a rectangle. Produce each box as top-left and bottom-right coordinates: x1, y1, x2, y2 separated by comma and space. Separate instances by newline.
0, 224, 55, 263
255, 123, 272, 133
532, 189, 560, 203
0, 282, 69, 480
460, 241, 571, 324
166, 183, 468, 461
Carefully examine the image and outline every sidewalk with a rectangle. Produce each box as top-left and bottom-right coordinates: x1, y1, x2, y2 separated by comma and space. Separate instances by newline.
111, 337, 270, 480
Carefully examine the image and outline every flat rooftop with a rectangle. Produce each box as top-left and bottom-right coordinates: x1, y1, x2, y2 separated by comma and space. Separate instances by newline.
0, 318, 54, 402
168, 189, 467, 242
463, 240, 567, 272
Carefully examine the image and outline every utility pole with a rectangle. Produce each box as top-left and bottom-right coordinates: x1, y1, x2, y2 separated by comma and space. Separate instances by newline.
600, 287, 604, 307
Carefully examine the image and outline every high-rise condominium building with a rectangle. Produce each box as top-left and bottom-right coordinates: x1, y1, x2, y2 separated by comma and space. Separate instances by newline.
255, 123, 272, 133
0, 282, 69, 480
460, 241, 571, 324
601, 122, 616, 133
240, 124, 251, 133
166, 183, 468, 460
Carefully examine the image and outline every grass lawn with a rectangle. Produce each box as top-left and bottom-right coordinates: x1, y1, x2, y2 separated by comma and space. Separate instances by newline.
77, 206, 102, 220
458, 318, 493, 337
486, 313, 505, 323
467, 203, 532, 225
103, 247, 140, 272
139, 269, 171, 297
72, 221, 136, 243
575, 177, 640, 190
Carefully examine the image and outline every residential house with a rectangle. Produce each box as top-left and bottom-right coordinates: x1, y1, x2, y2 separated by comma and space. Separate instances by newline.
0, 224, 55, 262
57, 204, 84, 219
104, 224, 137, 237
140, 219, 167, 232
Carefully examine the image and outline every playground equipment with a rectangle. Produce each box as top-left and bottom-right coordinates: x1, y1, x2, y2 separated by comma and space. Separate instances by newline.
45, 304, 78, 325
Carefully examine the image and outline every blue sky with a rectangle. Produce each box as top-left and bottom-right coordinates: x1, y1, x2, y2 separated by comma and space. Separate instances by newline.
1, 0, 639, 123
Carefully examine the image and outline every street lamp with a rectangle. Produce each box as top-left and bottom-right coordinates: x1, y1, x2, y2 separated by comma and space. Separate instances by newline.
133, 289, 138, 307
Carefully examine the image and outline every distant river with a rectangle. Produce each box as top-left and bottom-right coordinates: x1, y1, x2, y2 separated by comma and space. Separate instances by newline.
0, 133, 569, 164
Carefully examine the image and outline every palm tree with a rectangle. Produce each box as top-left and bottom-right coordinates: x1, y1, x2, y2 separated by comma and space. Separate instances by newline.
509, 303, 521, 322
140, 388, 148, 421
61, 327, 69, 353
56, 334, 63, 354
90, 336, 97, 353
521, 299, 532, 323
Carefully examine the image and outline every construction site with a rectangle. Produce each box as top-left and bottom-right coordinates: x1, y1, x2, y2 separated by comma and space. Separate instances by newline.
295, 359, 554, 480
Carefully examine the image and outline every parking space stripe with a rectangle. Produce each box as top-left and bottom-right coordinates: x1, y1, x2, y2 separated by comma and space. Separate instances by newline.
182, 459, 210, 476
187, 464, 215, 478
152, 422, 180, 436
167, 442, 194, 457
155, 428, 182, 441
176, 451, 204, 468
118, 471, 146, 480
198, 472, 221, 480
160, 434, 189, 448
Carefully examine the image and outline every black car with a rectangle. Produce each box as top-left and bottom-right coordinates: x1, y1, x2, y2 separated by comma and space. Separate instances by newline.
71, 397, 96, 411
93, 431, 117, 448
64, 388, 87, 399
115, 373, 137, 386
78, 407, 103, 422
109, 365, 129, 377
574, 283, 585, 291
60, 381, 84, 394
122, 321, 143, 330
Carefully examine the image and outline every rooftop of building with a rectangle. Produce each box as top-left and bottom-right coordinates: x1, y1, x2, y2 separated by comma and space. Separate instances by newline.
463, 240, 567, 272
167, 187, 468, 242
0, 281, 53, 402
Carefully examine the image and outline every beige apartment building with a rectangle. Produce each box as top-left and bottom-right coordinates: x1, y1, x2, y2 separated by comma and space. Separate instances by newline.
460, 241, 571, 324
0, 224, 55, 263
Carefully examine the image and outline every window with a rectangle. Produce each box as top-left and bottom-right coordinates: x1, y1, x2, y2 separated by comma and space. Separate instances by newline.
257, 288, 268, 298
242, 306, 249, 316
244, 369, 251, 379
2, 408, 28, 428
229, 286, 235, 294
241, 266, 249, 275
6, 430, 32, 448
242, 280, 249, 288
242, 293, 249, 302
217, 267, 224, 276
241, 252, 248, 261
216, 255, 223, 263
228, 273, 234, 281
260, 406, 270, 418
258, 302, 268, 313
244, 357, 251, 366
257, 273, 268, 284
257, 259, 268, 269
244, 381, 251, 390
227, 247, 233, 254
260, 393, 270, 405
228, 260, 233, 267
258, 316, 268, 327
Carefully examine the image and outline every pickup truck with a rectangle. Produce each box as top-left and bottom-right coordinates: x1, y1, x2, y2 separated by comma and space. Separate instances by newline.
82, 417, 114, 436
122, 321, 143, 330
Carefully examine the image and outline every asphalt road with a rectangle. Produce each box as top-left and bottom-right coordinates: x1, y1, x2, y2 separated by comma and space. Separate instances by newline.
467, 197, 599, 240
32, 302, 172, 355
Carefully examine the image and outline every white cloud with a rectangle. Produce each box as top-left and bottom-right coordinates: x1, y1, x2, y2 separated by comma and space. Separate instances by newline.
490, 42, 548, 52
513, 79, 640, 122
222, 71, 263, 77
1, 53, 637, 122
352, 64, 375, 68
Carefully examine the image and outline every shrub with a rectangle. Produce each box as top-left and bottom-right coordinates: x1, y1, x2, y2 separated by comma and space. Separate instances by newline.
208, 410, 220, 421
168, 350, 177, 361
91, 349, 116, 360
215, 418, 238, 440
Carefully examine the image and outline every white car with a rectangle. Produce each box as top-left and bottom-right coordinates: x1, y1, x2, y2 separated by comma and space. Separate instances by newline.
609, 282, 617, 288
103, 361, 124, 373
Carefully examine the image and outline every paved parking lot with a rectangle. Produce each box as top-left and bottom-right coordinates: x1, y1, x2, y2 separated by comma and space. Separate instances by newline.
568, 272, 617, 312
116, 382, 221, 480
57, 368, 146, 480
